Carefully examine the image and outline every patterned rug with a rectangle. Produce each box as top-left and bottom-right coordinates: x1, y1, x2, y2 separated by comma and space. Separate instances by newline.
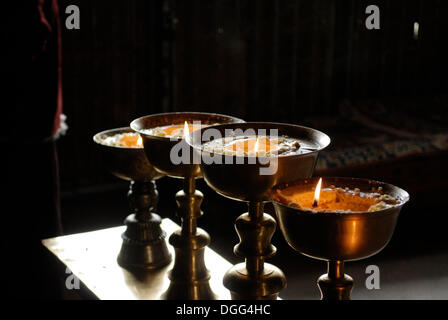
300, 96, 448, 170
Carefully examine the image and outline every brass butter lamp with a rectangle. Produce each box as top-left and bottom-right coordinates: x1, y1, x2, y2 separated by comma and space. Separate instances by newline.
131, 112, 244, 300
272, 177, 410, 300
188, 122, 330, 299
93, 127, 171, 270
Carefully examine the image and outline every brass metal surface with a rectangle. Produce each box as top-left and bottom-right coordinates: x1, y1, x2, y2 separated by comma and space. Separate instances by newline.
42, 219, 232, 300
116, 180, 171, 270
160, 176, 216, 300
317, 260, 353, 300
131, 112, 244, 300
188, 122, 330, 300
188, 122, 330, 202
223, 201, 286, 300
131, 112, 244, 179
93, 127, 171, 270
272, 177, 410, 300
93, 127, 163, 182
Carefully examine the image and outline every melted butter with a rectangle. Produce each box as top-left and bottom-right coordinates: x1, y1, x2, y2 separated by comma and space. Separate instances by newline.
225, 137, 280, 153
274, 186, 398, 213
118, 135, 141, 148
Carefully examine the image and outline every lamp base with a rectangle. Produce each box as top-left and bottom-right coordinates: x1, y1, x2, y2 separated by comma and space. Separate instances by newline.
117, 213, 172, 270
223, 262, 286, 300
160, 177, 216, 300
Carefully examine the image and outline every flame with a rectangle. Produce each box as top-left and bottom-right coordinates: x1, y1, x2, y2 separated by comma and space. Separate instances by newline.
313, 178, 322, 207
184, 121, 190, 141
137, 135, 143, 147
254, 138, 260, 153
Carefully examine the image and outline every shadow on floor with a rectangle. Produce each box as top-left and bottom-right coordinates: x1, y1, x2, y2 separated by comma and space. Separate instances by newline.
61, 177, 448, 300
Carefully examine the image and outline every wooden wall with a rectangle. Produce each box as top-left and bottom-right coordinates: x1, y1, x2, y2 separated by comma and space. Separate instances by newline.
59, 0, 170, 191
58, 0, 448, 192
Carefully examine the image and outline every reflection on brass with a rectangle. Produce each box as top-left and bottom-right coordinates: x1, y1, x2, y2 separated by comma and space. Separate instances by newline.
317, 260, 353, 300
188, 122, 331, 300
161, 176, 216, 300
131, 112, 244, 300
131, 112, 244, 179
223, 201, 286, 300
93, 127, 171, 270
117, 180, 172, 270
272, 177, 410, 300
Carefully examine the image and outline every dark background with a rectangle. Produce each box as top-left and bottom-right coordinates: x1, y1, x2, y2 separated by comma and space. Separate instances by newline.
56, 0, 448, 299
58, 0, 447, 191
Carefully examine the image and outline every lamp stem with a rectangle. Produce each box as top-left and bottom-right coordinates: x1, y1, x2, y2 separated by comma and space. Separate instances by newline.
318, 260, 354, 300
181, 176, 197, 236
328, 260, 344, 280
248, 201, 264, 220
223, 201, 286, 299
161, 176, 216, 300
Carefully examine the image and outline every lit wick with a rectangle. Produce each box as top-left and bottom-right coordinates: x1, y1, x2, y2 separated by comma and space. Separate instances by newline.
136, 135, 143, 147
313, 178, 322, 207
183, 121, 191, 145
254, 138, 260, 153
184, 121, 189, 137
